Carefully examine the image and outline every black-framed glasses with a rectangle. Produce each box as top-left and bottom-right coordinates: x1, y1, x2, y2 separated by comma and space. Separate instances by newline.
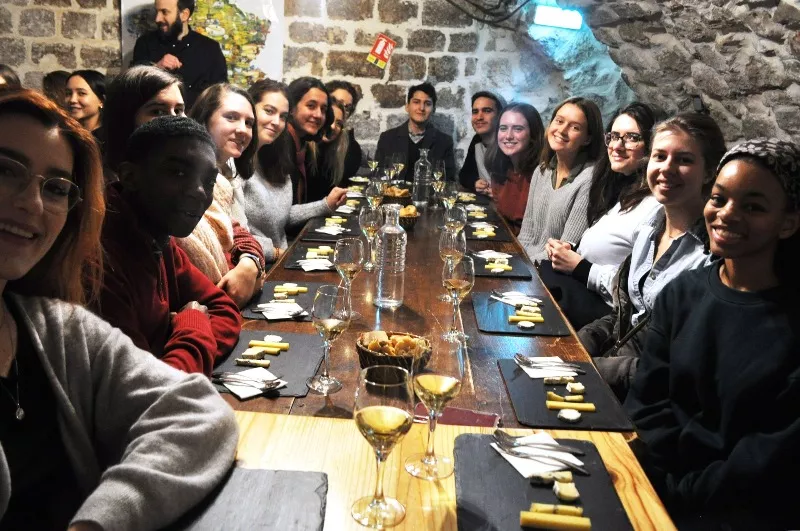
604, 131, 644, 148
0, 155, 82, 213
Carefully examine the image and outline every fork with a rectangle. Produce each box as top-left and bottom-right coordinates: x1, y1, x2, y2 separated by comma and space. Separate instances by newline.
513, 353, 585, 374
493, 429, 585, 456
493, 438, 590, 475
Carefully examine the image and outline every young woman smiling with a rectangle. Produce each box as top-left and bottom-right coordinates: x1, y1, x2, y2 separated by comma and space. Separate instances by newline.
483, 102, 544, 234
238, 79, 346, 263
180, 83, 265, 308
65, 70, 105, 135
625, 139, 800, 529
0, 89, 237, 530
517, 96, 604, 261
540, 103, 662, 328
579, 112, 726, 399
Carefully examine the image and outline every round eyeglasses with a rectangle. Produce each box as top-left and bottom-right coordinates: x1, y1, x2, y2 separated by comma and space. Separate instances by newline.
0, 155, 82, 213
604, 131, 644, 149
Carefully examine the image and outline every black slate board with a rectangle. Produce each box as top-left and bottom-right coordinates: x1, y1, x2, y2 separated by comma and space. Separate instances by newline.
300, 216, 361, 242
242, 280, 326, 321
454, 434, 632, 531
283, 244, 338, 272
168, 468, 327, 531
465, 221, 513, 242
472, 254, 533, 280
472, 292, 571, 336
497, 359, 634, 431
214, 330, 324, 398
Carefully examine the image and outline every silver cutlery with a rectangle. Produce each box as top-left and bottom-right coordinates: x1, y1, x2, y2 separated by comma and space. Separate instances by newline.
493, 438, 590, 475
493, 429, 585, 456
513, 354, 585, 374
212, 372, 283, 391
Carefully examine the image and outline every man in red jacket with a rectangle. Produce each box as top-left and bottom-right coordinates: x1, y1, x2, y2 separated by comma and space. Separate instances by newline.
93, 115, 241, 375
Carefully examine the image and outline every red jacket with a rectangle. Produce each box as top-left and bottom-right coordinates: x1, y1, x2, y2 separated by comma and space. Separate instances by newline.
93, 186, 241, 375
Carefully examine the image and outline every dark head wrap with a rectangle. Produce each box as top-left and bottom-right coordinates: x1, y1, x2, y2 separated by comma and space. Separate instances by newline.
717, 138, 800, 210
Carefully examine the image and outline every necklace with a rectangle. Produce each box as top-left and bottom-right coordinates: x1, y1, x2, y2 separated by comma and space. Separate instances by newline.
0, 306, 23, 421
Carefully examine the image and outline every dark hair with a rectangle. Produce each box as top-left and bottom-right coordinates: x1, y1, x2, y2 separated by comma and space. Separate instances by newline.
249, 78, 293, 185
68, 70, 106, 103
42, 70, 70, 105
653, 112, 726, 197
325, 80, 361, 112
407, 82, 436, 108
286, 76, 333, 143
125, 115, 214, 166
471, 91, 505, 112
586, 102, 661, 226
190, 83, 257, 178
0, 64, 21, 90
484, 102, 545, 182
2, 90, 105, 304
539, 96, 604, 170
103, 65, 183, 172
321, 99, 350, 186
178, 0, 195, 15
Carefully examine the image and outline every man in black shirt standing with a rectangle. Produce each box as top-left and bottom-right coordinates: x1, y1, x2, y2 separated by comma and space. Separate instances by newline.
131, 0, 227, 108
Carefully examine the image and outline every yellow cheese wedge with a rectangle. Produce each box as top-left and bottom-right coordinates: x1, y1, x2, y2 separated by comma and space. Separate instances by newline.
485, 263, 512, 271
530, 504, 584, 517
520, 511, 591, 530
247, 340, 290, 351
509, 315, 545, 323
546, 401, 596, 412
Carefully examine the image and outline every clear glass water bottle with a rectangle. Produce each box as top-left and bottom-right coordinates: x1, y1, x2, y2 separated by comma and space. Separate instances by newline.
412, 148, 432, 208
374, 204, 407, 309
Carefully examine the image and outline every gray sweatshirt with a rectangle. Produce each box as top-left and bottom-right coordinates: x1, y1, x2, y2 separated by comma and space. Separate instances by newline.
518, 160, 595, 262
235, 171, 331, 262
1, 293, 239, 531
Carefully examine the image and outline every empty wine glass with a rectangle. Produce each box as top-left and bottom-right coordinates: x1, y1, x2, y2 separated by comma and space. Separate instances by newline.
405, 338, 465, 480
437, 230, 466, 301
308, 285, 351, 395
441, 256, 474, 342
444, 205, 468, 234
359, 205, 383, 272
352, 365, 415, 527
334, 237, 365, 320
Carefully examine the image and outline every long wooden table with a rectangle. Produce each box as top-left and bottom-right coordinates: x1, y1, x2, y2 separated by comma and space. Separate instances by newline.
235, 411, 676, 530
225, 204, 591, 427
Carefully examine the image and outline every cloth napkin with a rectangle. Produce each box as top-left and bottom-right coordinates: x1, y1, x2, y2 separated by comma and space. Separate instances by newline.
514, 356, 578, 379
315, 226, 349, 235
473, 250, 512, 260
223, 368, 287, 400
257, 302, 307, 320
336, 205, 355, 214
491, 432, 584, 478
297, 258, 333, 271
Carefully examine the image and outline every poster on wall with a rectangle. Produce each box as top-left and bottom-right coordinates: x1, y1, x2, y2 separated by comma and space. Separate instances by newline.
120, 0, 284, 86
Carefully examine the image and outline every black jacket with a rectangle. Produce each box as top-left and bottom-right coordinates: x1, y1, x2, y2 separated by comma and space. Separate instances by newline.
458, 134, 483, 191
375, 120, 455, 181
131, 27, 227, 108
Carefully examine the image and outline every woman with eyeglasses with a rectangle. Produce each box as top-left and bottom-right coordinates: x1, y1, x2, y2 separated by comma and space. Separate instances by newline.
0, 89, 237, 530
540, 103, 663, 329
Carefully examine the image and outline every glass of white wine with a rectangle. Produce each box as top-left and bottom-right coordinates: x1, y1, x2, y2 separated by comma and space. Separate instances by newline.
391, 153, 406, 180
352, 365, 415, 528
367, 151, 379, 178
442, 256, 474, 342
307, 285, 351, 395
444, 205, 468, 233
404, 338, 465, 480
334, 237, 365, 320
359, 205, 383, 272
441, 181, 459, 210
430, 161, 446, 211
365, 180, 383, 208
437, 229, 466, 301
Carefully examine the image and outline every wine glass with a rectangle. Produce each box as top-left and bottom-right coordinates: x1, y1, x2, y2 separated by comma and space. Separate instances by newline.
352, 365, 415, 528
442, 256, 474, 342
433, 160, 445, 181
359, 205, 383, 272
391, 153, 406, 180
405, 338, 465, 480
430, 161, 446, 211
308, 285, 351, 395
441, 181, 458, 210
334, 237, 365, 320
444, 205, 468, 234
367, 151, 379, 178
437, 229, 466, 301
366, 180, 383, 208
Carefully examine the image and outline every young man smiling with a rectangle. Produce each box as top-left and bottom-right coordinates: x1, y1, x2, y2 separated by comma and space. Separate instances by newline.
375, 83, 455, 181
92, 116, 241, 376
131, 0, 227, 108
458, 91, 505, 193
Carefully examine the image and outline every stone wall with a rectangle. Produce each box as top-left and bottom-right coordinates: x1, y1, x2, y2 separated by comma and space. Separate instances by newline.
563, 0, 800, 144
0, 0, 121, 88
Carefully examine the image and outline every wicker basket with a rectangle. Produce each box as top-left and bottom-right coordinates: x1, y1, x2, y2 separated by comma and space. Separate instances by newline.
383, 194, 412, 206
399, 214, 419, 231
356, 331, 432, 373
